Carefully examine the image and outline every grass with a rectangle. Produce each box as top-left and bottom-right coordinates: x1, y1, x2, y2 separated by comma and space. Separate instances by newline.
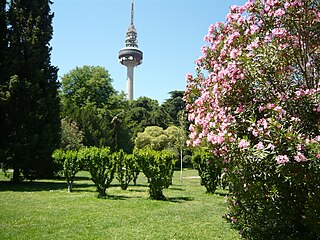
0, 169, 240, 240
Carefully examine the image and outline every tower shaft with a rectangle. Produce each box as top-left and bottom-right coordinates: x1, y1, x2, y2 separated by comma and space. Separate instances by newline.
126, 65, 134, 100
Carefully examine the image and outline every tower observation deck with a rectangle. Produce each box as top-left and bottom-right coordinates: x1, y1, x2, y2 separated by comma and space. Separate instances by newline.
118, 0, 143, 100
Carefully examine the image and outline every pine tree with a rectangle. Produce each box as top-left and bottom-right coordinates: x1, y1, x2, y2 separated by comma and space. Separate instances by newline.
6, 0, 60, 181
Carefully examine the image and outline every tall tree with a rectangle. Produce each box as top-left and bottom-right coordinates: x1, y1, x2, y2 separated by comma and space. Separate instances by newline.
0, 0, 9, 163
60, 65, 130, 149
0, 0, 7, 77
5, 0, 60, 181
161, 90, 186, 126
128, 96, 169, 137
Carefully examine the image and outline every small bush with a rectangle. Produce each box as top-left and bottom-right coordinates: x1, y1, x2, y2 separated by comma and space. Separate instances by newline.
131, 156, 140, 186
78, 147, 115, 198
114, 150, 134, 190
191, 148, 222, 193
134, 149, 176, 200
52, 149, 80, 192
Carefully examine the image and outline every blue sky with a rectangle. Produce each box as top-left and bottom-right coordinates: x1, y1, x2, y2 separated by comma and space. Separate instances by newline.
51, 0, 247, 103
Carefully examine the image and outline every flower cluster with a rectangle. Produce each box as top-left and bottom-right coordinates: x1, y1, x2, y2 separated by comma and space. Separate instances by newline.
185, 0, 320, 164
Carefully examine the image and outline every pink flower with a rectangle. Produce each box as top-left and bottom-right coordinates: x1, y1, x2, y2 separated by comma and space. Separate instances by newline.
252, 129, 259, 137
271, 28, 286, 37
259, 106, 266, 112
284, 2, 290, 9
217, 136, 225, 144
226, 32, 240, 45
230, 48, 241, 59
276, 155, 290, 164
264, 35, 271, 43
235, 105, 246, 114
230, 5, 239, 13
294, 152, 307, 162
255, 142, 264, 150
257, 118, 268, 129
250, 24, 260, 34
274, 8, 285, 17
316, 153, 320, 159
267, 143, 275, 150
290, 117, 300, 122
305, 139, 310, 145
186, 73, 193, 81
238, 139, 250, 149
247, 37, 260, 50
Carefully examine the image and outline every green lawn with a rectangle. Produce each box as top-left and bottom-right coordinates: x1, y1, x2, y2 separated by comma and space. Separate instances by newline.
0, 169, 240, 240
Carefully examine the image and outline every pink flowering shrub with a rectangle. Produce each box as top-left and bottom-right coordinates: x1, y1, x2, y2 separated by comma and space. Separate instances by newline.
185, 0, 320, 239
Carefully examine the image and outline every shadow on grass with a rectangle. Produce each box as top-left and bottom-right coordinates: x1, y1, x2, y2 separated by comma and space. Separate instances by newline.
110, 183, 148, 188
0, 180, 94, 192
66, 183, 96, 192
98, 194, 142, 200
127, 188, 146, 193
165, 196, 194, 203
74, 175, 91, 181
129, 183, 148, 187
169, 187, 186, 191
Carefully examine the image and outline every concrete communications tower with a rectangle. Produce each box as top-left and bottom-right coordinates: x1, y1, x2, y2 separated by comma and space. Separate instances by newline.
118, 0, 143, 100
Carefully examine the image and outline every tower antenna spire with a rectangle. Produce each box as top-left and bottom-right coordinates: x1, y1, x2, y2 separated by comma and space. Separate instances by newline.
131, 0, 134, 26
118, 0, 143, 100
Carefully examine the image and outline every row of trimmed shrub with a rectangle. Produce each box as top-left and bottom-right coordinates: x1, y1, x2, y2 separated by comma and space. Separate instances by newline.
52, 147, 176, 199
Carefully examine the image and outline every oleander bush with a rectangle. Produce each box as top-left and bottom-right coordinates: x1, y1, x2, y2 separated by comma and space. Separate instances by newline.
185, 0, 320, 239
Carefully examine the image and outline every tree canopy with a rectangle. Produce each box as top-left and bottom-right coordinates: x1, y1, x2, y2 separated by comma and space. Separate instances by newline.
60, 65, 131, 150
1, 0, 60, 181
161, 90, 186, 126
135, 125, 184, 154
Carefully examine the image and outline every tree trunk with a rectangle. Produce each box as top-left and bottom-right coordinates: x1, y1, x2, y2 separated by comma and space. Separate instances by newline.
67, 182, 73, 192
97, 187, 107, 198
12, 166, 20, 182
149, 185, 165, 200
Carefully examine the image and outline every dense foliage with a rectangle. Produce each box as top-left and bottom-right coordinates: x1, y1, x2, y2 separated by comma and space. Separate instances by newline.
52, 149, 80, 192
135, 125, 185, 154
160, 90, 186, 126
185, 0, 320, 239
60, 65, 130, 150
128, 96, 169, 137
113, 150, 135, 190
78, 147, 116, 198
134, 149, 176, 200
191, 147, 222, 193
60, 118, 84, 150
1, 0, 60, 181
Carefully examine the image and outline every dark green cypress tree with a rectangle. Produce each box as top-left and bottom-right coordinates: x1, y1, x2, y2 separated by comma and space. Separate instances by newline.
0, 0, 7, 73
0, 0, 9, 165
6, 0, 60, 181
